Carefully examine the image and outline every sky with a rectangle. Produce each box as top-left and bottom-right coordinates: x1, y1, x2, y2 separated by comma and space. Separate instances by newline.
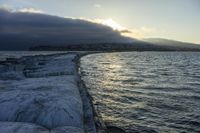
0, 0, 200, 44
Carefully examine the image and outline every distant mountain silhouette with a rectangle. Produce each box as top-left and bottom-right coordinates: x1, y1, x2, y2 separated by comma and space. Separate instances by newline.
143, 38, 200, 51
29, 41, 156, 51
30, 39, 200, 51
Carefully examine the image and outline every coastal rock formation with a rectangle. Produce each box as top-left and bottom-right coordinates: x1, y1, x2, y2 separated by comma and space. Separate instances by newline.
0, 76, 83, 129
0, 53, 97, 133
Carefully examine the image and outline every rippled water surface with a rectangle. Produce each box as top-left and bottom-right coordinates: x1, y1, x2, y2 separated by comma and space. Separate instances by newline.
80, 52, 200, 133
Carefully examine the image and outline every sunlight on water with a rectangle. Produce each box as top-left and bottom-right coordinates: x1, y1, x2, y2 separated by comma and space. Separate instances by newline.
98, 54, 123, 87
81, 52, 200, 133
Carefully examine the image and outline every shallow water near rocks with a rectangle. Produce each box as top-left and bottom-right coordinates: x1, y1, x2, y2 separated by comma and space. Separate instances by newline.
80, 52, 200, 133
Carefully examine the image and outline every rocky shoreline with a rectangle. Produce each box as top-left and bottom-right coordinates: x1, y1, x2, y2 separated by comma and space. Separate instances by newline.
0, 52, 126, 133
0, 52, 107, 133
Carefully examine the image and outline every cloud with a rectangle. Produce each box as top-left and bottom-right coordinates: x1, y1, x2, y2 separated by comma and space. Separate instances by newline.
83, 18, 156, 39
60, 17, 133, 37
121, 26, 157, 39
0, 4, 43, 13
83, 18, 129, 32
18, 7, 43, 13
0, 9, 134, 50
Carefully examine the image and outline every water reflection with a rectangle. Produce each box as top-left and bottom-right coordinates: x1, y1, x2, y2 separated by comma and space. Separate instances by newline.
97, 53, 124, 88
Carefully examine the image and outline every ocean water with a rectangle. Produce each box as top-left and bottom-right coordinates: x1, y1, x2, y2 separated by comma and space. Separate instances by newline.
80, 52, 200, 133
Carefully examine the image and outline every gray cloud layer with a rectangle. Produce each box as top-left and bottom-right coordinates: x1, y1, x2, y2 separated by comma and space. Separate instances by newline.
0, 9, 133, 50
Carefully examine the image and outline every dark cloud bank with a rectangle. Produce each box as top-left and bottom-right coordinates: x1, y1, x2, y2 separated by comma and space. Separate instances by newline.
1, 9, 199, 51
0, 9, 135, 50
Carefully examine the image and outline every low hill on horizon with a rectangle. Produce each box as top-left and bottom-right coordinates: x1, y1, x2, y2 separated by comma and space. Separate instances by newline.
29, 38, 200, 51
143, 38, 200, 51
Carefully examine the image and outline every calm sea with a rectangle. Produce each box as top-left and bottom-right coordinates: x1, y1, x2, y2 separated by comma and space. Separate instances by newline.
80, 52, 200, 133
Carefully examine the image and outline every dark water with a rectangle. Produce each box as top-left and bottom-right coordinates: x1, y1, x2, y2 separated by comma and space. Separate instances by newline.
80, 52, 200, 133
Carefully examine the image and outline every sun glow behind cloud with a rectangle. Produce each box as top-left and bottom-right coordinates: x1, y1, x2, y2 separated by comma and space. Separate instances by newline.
92, 18, 156, 39
91, 18, 140, 38
98, 18, 125, 31
77, 18, 157, 39
100, 19, 140, 38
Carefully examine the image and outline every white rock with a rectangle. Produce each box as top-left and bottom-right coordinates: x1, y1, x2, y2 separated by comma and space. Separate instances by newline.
0, 76, 83, 129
